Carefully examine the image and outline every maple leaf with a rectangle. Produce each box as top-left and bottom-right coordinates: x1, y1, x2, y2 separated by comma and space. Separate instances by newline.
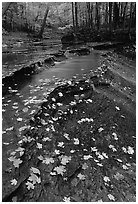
54, 165, 66, 176
82, 163, 88, 170
60, 155, 71, 165
8, 157, 22, 168
30, 167, 40, 175
114, 172, 124, 180
77, 173, 85, 180
103, 176, 110, 182
127, 146, 134, 154
28, 173, 41, 184
57, 142, 64, 147
43, 157, 54, 164
63, 197, 71, 202
26, 181, 35, 190
36, 143, 42, 149
11, 179, 18, 186
55, 149, 60, 155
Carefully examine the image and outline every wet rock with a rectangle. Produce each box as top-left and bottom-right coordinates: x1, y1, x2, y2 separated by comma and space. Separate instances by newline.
61, 33, 77, 46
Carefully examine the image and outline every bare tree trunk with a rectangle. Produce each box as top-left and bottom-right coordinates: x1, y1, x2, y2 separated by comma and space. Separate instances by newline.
86, 2, 91, 28
123, 2, 128, 30
72, 2, 75, 32
38, 6, 49, 38
109, 2, 112, 33
113, 2, 119, 30
2, 2, 12, 16
75, 2, 78, 30
128, 2, 133, 34
105, 3, 108, 31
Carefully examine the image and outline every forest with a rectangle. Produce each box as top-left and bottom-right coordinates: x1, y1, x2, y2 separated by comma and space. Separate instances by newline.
2, 2, 136, 40
2, 2, 136, 202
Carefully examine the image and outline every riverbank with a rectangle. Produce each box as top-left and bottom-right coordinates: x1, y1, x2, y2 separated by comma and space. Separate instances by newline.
2, 47, 136, 201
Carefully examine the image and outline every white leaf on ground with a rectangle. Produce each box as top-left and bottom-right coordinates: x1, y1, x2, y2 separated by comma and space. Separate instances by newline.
70, 150, 75, 153
122, 147, 127, 153
8, 157, 22, 168
50, 172, 56, 176
74, 138, 79, 145
58, 92, 63, 97
60, 155, 71, 165
63, 197, 71, 202
82, 163, 88, 170
63, 133, 70, 140
22, 107, 29, 112
58, 142, 64, 147
36, 143, 42, 149
42, 137, 51, 142
28, 173, 41, 184
84, 155, 92, 160
17, 118, 23, 122
55, 149, 60, 155
43, 157, 54, 164
103, 176, 110, 182
12, 196, 17, 202
87, 99, 93, 103
77, 173, 85, 180
127, 146, 134, 154
115, 106, 120, 111
6, 126, 14, 131
109, 144, 117, 152
98, 127, 104, 132
30, 167, 40, 175
54, 165, 66, 176
116, 158, 122, 163
122, 164, 129, 170
38, 155, 43, 160
108, 194, 115, 201
26, 181, 35, 190
11, 179, 18, 186
102, 152, 108, 158
112, 132, 118, 140
114, 172, 124, 180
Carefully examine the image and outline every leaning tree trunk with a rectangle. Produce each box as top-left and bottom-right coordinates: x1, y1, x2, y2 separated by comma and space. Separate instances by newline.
38, 6, 49, 39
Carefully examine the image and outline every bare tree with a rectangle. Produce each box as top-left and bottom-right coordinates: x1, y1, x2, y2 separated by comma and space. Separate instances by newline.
38, 6, 49, 38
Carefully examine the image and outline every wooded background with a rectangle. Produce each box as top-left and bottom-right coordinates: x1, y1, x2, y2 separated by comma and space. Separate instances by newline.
2, 2, 136, 38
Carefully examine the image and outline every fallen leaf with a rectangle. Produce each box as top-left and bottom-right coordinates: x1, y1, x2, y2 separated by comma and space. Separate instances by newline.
36, 143, 42, 149
127, 146, 134, 154
77, 173, 85, 180
108, 194, 115, 201
11, 179, 18, 186
63, 196, 71, 202
30, 167, 40, 175
53, 165, 66, 176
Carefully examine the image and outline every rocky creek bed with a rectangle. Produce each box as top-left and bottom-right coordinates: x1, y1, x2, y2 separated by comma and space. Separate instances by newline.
2, 44, 136, 202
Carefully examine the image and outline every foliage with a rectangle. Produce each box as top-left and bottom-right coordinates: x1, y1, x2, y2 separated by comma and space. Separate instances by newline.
2, 2, 136, 37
